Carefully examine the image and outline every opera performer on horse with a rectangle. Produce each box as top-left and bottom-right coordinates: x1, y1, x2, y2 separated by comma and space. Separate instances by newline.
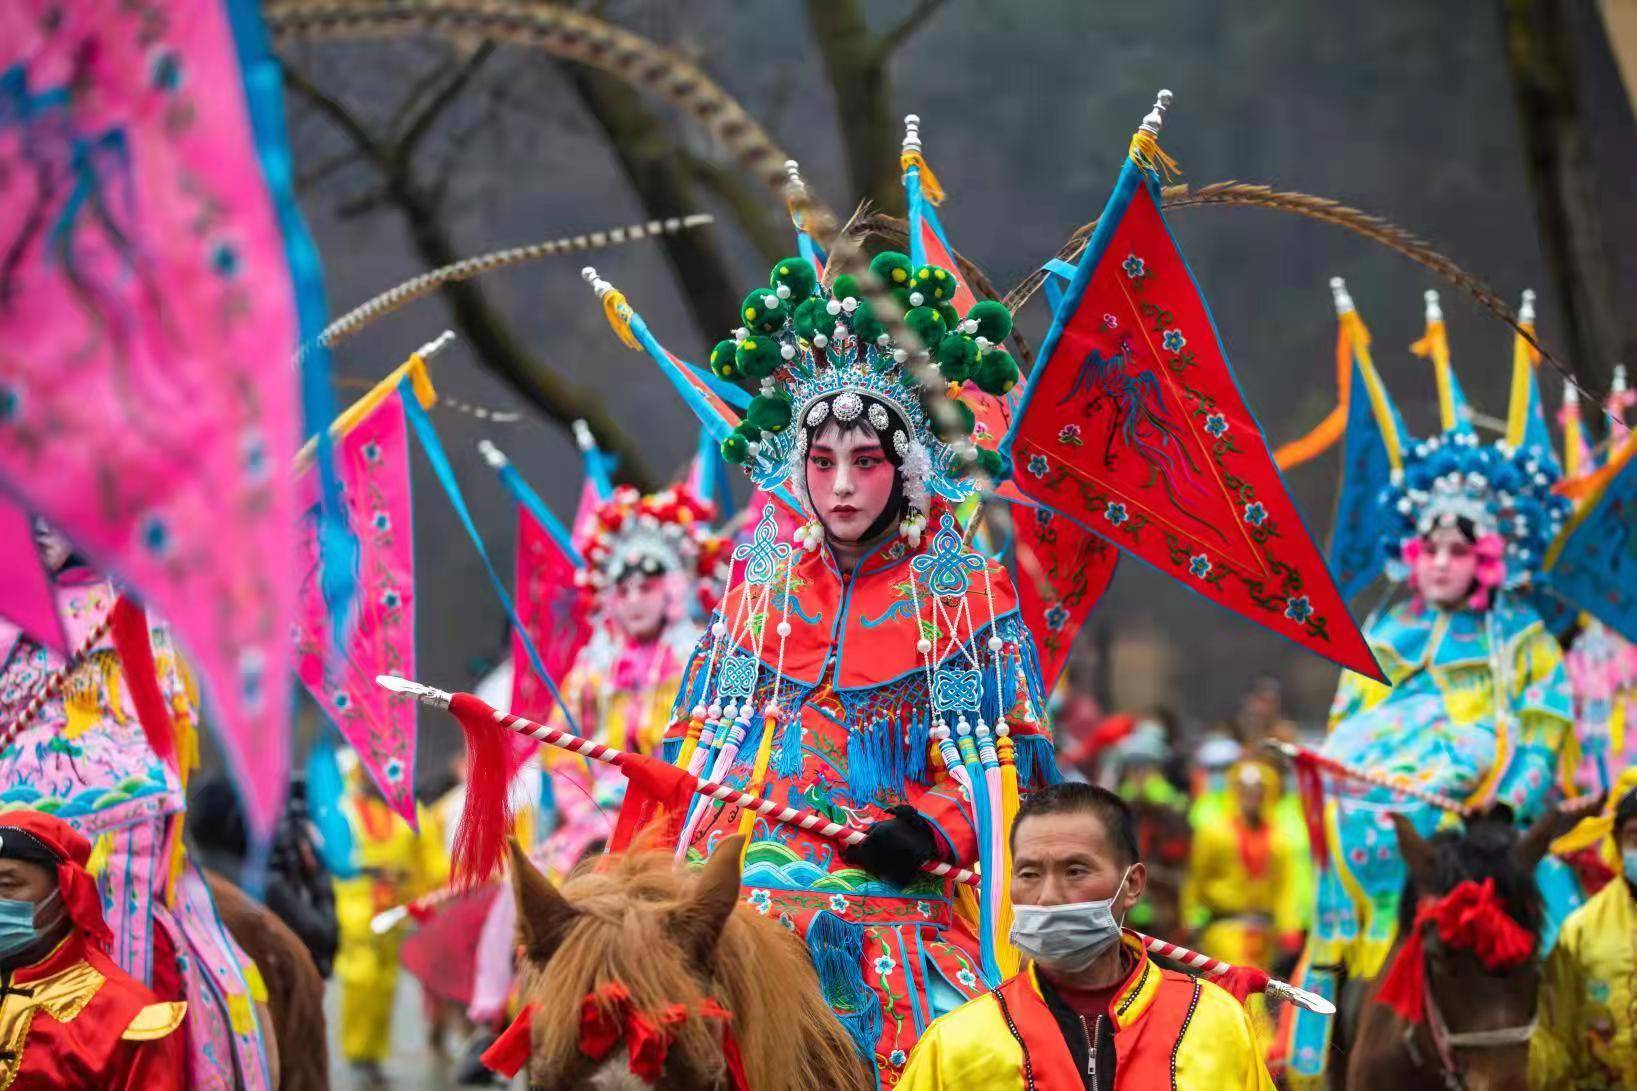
454, 482, 727, 1037
640, 250, 1055, 1087
1282, 296, 1580, 1087
0, 526, 276, 1089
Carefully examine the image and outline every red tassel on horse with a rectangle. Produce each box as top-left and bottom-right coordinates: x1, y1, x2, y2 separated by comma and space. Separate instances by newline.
448, 692, 517, 886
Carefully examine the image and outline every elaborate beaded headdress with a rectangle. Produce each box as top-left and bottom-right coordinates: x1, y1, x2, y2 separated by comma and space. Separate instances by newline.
705, 251, 1021, 530
576, 484, 728, 614
1378, 290, 1570, 590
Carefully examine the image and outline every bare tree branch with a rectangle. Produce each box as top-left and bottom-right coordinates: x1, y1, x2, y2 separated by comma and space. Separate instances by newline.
875, 0, 951, 61
397, 43, 496, 164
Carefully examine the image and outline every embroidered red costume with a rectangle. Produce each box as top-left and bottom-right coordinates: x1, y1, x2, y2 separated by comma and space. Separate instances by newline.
0, 811, 186, 1090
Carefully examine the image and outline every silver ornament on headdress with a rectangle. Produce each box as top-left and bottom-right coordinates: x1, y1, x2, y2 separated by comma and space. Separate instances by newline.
892, 430, 910, 458
806, 401, 830, 428
833, 391, 864, 422
867, 403, 890, 431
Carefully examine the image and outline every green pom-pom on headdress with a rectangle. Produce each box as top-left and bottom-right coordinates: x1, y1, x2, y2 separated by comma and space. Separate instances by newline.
851, 303, 887, 347
928, 395, 976, 441
793, 297, 830, 342
741, 288, 788, 334
933, 333, 980, 382
974, 348, 1020, 396
903, 305, 947, 347
769, 257, 818, 301
830, 274, 862, 304
937, 302, 961, 333
869, 251, 914, 288
709, 338, 742, 380
747, 393, 792, 434
721, 427, 754, 464
735, 335, 783, 380
954, 445, 1009, 481
911, 264, 958, 304
965, 299, 1013, 343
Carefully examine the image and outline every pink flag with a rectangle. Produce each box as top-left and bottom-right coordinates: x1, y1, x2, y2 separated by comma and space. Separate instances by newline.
510, 505, 592, 741
0, 0, 304, 835
0, 499, 67, 656
294, 393, 418, 822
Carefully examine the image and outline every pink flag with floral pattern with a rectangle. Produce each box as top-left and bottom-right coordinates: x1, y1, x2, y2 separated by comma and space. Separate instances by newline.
294, 393, 419, 822
0, 0, 310, 836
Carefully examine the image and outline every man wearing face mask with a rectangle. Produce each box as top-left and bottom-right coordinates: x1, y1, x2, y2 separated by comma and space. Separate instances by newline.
0, 809, 186, 1088
899, 783, 1272, 1089
1531, 782, 1637, 1088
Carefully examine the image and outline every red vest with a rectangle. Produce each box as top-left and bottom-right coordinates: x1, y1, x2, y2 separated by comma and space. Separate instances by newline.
994, 943, 1204, 1090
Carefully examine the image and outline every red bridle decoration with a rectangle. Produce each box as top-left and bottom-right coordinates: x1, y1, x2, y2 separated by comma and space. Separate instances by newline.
479, 983, 749, 1088
1374, 878, 1537, 1025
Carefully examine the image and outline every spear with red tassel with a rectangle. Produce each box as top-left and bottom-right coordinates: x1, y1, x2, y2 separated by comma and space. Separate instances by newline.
377, 674, 1334, 1015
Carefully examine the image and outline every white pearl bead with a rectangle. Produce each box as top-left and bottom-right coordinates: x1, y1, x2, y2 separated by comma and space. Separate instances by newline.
813, 334, 829, 348
892, 348, 908, 364
780, 344, 796, 360
763, 294, 779, 309
776, 621, 792, 637
842, 297, 859, 313
909, 292, 925, 306
916, 638, 932, 654
690, 705, 707, 719
987, 636, 1003, 651
995, 721, 1011, 737
826, 300, 842, 316
711, 621, 727, 637
775, 284, 792, 299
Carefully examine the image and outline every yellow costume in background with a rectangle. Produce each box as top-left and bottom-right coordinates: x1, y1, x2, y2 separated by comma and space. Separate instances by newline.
334, 792, 448, 1065
1182, 766, 1304, 969
1530, 877, 1637, 1089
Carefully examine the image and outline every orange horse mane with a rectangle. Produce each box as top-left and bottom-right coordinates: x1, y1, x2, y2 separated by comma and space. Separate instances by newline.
516, 842, 869, 1091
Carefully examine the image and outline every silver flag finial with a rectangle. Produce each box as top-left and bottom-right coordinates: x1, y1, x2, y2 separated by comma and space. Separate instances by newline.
1329, 276, 1354, 316
1423, 289, 1443, 324
1139, 89, 1173, 136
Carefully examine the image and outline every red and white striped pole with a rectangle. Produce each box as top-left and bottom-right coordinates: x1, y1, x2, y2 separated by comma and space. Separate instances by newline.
1264, 738, 1470, 816
376, 675, 980, 887
378, 675, 1335, 1015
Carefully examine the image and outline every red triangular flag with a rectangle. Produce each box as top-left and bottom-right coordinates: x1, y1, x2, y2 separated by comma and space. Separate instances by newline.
1012, 504, 1119, 692
1005, 160, 1381, 681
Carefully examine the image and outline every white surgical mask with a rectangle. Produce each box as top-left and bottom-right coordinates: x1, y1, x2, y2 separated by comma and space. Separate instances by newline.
1623, 848, 1637, 885
1009, 866, 1132, 973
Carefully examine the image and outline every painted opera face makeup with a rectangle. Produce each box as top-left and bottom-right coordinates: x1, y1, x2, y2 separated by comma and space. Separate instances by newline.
609, 570, 671, 643
1413, 523, 1479, 609
805, 422, 897, 544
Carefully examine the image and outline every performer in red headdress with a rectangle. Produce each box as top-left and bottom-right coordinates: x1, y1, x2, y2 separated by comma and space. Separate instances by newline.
0, 810, 186, 1089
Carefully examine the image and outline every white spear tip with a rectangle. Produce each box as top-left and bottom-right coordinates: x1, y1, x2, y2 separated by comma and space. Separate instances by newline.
1329, 277, 1354, 315
580, 266, 597, 282
477, 439, 506, 468
1519, 289, 1536, 323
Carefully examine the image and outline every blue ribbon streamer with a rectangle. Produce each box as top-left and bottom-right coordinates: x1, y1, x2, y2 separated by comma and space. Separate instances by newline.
492, 455, 582, 565
224, 0, 357, 645
400, 381, 579, 735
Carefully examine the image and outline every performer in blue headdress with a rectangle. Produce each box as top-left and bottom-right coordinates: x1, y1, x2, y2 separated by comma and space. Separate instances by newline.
1282, 286, 1579, 1087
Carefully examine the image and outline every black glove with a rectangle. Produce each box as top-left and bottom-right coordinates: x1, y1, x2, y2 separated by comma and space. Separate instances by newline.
842, 805, 946, 886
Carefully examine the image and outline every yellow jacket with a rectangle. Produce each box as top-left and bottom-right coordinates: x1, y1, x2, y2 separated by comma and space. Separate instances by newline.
900, 939, 1273, 1090
1182, 814, 1302, 936
1531, 878, 1637, 1090
335, 797, 448, 941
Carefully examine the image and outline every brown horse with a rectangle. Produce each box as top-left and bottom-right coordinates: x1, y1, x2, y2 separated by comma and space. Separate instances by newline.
1343, 809, 1558, 1091
508, 835, 871, 1091
207, 872, 331, 1091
